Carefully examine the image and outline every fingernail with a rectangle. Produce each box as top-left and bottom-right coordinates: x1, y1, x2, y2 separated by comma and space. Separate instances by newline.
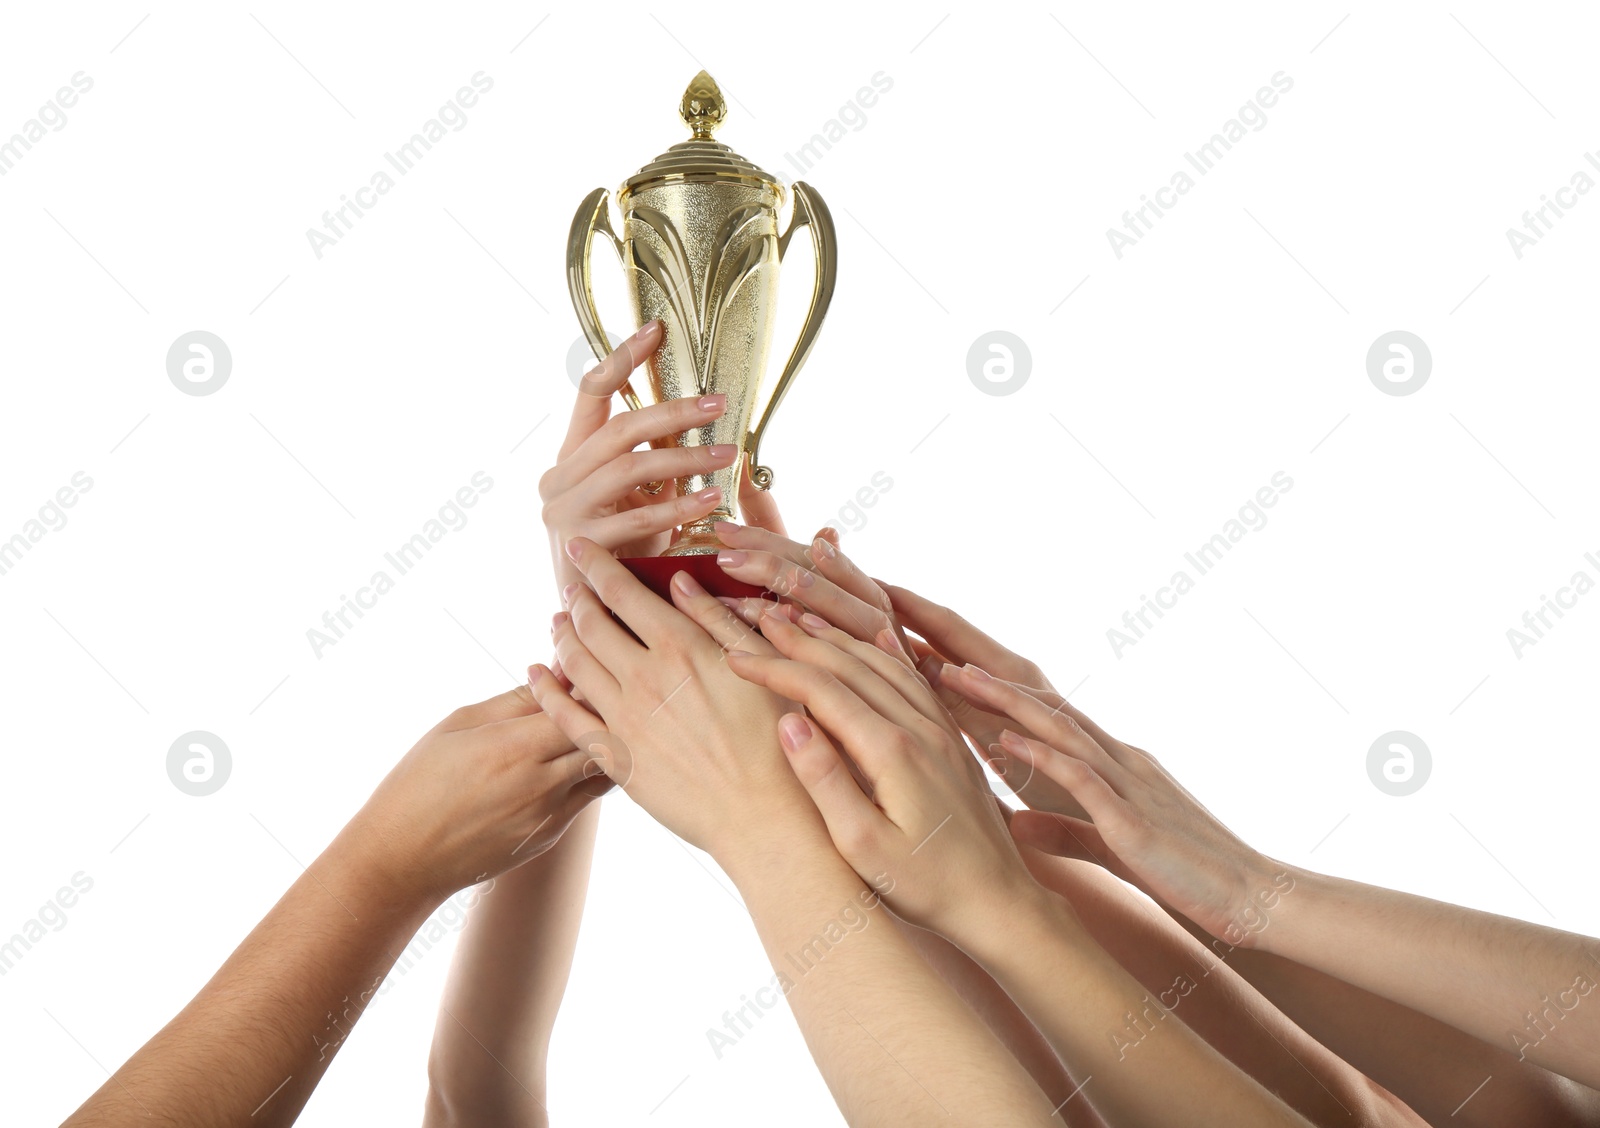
778, 713, 812, 754
551, 611, 570, 632
671, 569, 705, 597
562, 582, 580, 607
811, 536, 836, 560
527, 664, 546, 686
698, 394, 727, 412
693, 486, 721, 503
799, 612, 830, 633
639, 318, 663, 337
718, 549, 747, 568
999, 729, 1029, 755
919, 655, 943, 686
706, 444, 738, 461
878, 628, 907, 655
565, 538, 584, 563
715, 519, 743, 535
963, 663, 992, 681
726, 648, 754, 659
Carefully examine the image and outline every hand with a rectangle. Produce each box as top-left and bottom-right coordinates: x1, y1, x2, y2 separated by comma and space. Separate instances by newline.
349, 687, 611, 905
539, 319, 739, 591
941, 667, 1283, 947
880, 582, 1096, 819
527, 536, 821, 862
727, 611, 1046, 948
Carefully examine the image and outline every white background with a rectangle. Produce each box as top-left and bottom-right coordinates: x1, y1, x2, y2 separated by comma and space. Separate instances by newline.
3, 2, 1598, 1124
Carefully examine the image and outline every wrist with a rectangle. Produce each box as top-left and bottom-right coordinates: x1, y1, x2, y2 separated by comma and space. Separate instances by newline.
716, 817, 846, 895
333, 806, 451, 919
959, 877, 1085, 967
1212, 856, 1306, 952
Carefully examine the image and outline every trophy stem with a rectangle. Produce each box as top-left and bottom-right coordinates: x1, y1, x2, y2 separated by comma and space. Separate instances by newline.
664, 512, 732, 556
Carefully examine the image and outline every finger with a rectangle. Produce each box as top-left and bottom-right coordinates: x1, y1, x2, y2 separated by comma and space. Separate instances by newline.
718, 549, 895, 644
725, 650, 908, 782
737, 458, 787, 535
526, 664, 608, 746
547, 393, 728, 499
777, 712, 889, 860
565, 536, 695, 652
561, 320, 662, 456
713, 520, 812, 568
806, 535, 901, 639
583, 484, 723, 547
761, 611, 936, 735
881, 583, 1044, 687
564, 583, 646, 670
991, 682, 1132, 772
718, 593, 784, 629
813, 525, 842, 547
430, 684, 541, 734
572, 442, 739, 503
668, 568, 778, 656
1002, 730, 1131, 821
474, 709, 577, 763
549, 611, 622, 715
944, 665, 1132, 787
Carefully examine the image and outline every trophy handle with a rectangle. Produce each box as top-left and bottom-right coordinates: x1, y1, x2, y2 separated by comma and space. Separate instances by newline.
566, 187, 646, 412
745, 181, 837, 490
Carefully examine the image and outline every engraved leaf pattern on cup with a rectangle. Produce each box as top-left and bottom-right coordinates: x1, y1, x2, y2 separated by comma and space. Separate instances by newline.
626, 203, 777, 395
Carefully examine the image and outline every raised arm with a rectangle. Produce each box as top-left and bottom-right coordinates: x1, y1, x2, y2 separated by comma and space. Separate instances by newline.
526, 537, 1060, 1126
64, 688, 605, 1128
424, 318, 745, 1126
943, 656, 1600, 1101
726, 608, 1321, 1128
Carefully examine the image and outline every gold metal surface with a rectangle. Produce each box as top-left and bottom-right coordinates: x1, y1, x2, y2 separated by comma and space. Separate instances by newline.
566, 71, 837, 556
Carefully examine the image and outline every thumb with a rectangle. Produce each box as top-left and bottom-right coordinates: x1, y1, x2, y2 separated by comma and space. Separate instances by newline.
737, 458, 787, 536
778, 713, 883, 858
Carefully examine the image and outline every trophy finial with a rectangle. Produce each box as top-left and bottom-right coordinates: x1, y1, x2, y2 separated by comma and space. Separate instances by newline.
680, 70, 726, 139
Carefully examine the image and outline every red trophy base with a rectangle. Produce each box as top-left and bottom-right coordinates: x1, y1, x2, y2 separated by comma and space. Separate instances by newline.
620, 554, 767, 602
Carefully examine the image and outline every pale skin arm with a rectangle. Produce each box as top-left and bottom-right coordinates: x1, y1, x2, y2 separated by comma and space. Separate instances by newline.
888, 578, 1600, 1125
527, 537, 1060, 1126
715, 531, 1418, 1126
942, 656, 1600, 1099
726, 611, 1318, 1128
422, 803, 599, 1128
64, 689, 604, 1128
424, 319, 770, 1125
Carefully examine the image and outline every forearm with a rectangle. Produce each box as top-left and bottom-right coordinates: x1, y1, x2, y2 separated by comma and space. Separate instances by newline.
65, 817, 435, 1127
1024, 853, 1418, 1126
423, 801, 600, 1128
722, 834, 1058, 1127
1263, 866, 1600, 1088
966, 887, 1315, 1128
891, 918, 1107, 1128
1201, 935, 1600, 1127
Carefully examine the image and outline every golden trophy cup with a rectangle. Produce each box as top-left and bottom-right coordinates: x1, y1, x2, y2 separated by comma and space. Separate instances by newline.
566, 70, 837, 597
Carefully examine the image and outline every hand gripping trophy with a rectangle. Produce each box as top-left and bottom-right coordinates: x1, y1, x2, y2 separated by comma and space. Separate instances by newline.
566, 71, 837, 596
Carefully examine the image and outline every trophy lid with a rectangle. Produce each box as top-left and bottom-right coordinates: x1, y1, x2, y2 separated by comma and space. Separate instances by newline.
620, 71, 783, 200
